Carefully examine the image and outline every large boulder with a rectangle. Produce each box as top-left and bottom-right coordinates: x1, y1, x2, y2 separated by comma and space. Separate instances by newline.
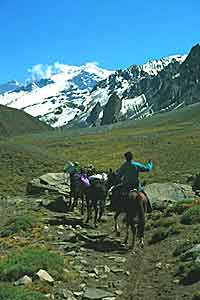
26, 173, 70, 196
145, 183, 195, 209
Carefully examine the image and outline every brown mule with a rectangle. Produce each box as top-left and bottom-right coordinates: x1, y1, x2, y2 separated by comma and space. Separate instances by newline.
111, 188, 148, 251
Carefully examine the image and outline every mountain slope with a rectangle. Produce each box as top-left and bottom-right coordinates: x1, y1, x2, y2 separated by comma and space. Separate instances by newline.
0, 104, 52, 137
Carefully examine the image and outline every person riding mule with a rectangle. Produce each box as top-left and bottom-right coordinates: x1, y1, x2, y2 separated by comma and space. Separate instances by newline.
115, 151, 153, 212
107, 151, 153, 250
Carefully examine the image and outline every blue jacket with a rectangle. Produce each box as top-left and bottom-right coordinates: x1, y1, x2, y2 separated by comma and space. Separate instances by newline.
117, 160, 153, 188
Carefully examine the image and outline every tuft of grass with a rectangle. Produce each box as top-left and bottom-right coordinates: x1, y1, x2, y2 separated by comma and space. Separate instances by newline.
0, 284, 46, 300
181, 205, 200, 225
149, 223, 182, 244
167, 199, 198, 215
192, 291, 200, 300
0, 246, 65, 281
174, 239, 199, 257
1, 214, 37, 237
176, 261, 200, 285
153, 216, 178, 228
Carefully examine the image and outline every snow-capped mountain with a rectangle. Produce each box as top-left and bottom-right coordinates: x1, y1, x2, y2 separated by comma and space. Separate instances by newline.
0, 63, 113, 127
2, 45, 200, 128
68, 54, 187, 127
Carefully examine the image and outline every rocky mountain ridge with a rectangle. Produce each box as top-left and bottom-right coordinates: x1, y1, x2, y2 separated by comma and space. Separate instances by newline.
0, 44, 200, 127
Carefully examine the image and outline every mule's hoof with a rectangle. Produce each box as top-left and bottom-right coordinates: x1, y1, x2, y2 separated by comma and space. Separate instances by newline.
139, 239, 144, 249
121, 242, 128, 248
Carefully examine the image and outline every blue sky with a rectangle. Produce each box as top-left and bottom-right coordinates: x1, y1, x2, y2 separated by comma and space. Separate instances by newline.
0, 0, 200, 83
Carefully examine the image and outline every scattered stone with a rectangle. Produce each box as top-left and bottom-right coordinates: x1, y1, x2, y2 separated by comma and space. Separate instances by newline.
80, 270, 88, 277
74, 291, 83, 297
111, 268, 124, 273
83, 287, 115, 299
80, 283, 87, 289
113, 257, 126, 263
103, 265, 111, 273
125, 271, 130, 276
94, 268, 99, 275
115, 290, 123, 296
36, 269, 54, 284
15, 275, 32, 286
44, 225, 49, 231
173, 279, 180, 284
58, 225, 65, 230
57, 231, 64, 235
155, 262, 162, 269
65, 225, 73, 230
88, 273, 98, 278
80, 259, 88, 265
65, 250, 77, 257
76, 225, 82, 230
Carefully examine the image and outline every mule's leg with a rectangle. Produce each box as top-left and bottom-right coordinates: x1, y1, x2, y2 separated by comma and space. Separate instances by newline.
86, 199, 92, 223
130, 221, 137, 250
123, 219, 129, 245
81, 193, 84, 216
114, 211, 120, 236
93, 200, 99, 228
69, 190, 73, 210
98, 197, 105, 222
137, 196, 145, 249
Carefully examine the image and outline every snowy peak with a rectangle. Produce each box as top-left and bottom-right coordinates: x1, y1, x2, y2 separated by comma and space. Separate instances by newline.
0, 62, 113, 127
139, 55, 187, 76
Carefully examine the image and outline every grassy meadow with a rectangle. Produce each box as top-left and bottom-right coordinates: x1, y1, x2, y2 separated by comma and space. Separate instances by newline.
1, 103, 200, 195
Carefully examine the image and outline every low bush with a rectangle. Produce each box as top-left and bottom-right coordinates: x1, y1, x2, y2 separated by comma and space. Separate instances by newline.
181, 205, 200, 225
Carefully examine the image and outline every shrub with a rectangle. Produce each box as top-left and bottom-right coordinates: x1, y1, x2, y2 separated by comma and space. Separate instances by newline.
181, 205, 200, 225
179, 262, 200, 285
174, 239, 198, 257
168, 199, 197, 215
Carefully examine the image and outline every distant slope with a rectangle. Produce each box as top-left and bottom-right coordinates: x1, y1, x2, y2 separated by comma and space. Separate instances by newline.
1, 102, 200, 195
0, 104, 52, 137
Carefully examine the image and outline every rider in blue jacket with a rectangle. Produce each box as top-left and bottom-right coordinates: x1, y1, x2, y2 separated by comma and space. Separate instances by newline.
117, 151, 153, 212
117, 151, 153, 190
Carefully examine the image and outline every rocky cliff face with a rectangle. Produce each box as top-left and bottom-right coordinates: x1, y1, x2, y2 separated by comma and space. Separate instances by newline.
101, 93, 122, 125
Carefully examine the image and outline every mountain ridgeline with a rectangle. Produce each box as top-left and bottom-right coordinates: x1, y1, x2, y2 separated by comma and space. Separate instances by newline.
0, 44, 200, 128
0, 105, 52, 137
